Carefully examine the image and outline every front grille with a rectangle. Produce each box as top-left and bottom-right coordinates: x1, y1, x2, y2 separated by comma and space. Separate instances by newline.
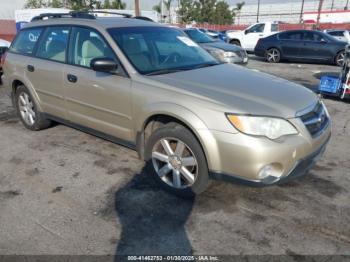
300, 102, 329, 137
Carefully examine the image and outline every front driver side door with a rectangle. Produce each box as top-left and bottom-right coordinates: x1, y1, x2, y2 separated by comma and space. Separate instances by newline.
63, 26, 133, 142
243, 23, 265, 50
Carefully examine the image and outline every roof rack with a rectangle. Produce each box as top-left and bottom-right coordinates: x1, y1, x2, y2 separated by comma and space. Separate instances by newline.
31, 10, 134, 22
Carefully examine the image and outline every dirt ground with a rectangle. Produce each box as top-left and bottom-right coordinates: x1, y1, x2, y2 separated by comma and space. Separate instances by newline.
0, 57, 349, 257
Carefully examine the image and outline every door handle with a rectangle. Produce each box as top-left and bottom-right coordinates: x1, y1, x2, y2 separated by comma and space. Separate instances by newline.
27, 65, 35, 72
67, 74, 77, 83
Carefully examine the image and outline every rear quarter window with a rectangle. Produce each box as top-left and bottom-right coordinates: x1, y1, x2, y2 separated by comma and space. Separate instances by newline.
10, 28, 42, 55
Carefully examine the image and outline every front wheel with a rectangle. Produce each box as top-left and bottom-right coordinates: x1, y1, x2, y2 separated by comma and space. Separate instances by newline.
335, 51, 345, 67
145, 123, 210, 197
266, 48, 281, 63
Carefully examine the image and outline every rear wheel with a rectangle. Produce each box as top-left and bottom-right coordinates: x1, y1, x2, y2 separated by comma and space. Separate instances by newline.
266, 48, 281, 63
335, 51, 345, 67
145, 123, 209, 197
230, 40, 241, 46
15, 85, 52, 131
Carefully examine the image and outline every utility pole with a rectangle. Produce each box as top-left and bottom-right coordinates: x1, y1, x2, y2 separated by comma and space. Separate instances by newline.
330, 0, 334, 11
256, 0, 260, 23
316, 0, 324, 28
345, 0, 349, 10
135, 0, 140, 16
299, 0, 305, 23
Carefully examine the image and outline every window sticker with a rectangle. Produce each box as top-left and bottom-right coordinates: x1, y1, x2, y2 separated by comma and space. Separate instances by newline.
177, 36, 199, 47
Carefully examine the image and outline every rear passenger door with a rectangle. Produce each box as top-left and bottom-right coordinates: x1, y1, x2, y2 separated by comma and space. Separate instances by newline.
63, 26, 133, 142
278, 31, 303, 58
26, 26, 70, 119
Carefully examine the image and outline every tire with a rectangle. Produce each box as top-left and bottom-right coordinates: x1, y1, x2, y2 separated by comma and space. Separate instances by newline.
230, 40, 241, 46
265, 48, 281, 63
15, 85, 52, 131
335, 51, 345, 67
145, 123, 210, 198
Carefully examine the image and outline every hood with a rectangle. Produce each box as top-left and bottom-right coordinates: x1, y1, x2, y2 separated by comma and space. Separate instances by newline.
149, 64, 317, 118
201, 41, 243, 52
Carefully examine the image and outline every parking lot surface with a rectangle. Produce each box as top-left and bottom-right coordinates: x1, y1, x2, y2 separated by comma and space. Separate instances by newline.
0, 57, 349, 256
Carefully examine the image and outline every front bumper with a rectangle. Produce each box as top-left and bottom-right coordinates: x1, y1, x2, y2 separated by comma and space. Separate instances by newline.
205, 117, 331, 185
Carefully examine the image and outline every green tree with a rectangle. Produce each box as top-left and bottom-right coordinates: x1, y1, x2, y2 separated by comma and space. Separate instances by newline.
164, 0, 173, 22
213, 1, 233, 25
153, 2, 161, 14
103, 0, 111, 8
178, 0, 196, 24
178, 0, 233, 25
24, 0, 47, 8
111, 0, 126, 9
233, 1, 245, 24
48, 0, 63, 8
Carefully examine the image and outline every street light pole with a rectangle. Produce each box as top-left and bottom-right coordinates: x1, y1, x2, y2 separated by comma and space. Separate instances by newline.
345, 0, 349, 10
316, 0, 324, 28
257, 0, 260, 23
299, 0, 305, 23
135, 0, 140, 16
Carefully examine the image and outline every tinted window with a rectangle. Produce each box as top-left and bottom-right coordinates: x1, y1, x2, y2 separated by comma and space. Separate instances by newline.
328, 31, 344, 37
279, 31, 303, 40
69, 27, 117, 68
108, 26, 218, 75
10, 28, 42, 55
271, 24, 279, 32
36, 27, 69, 62
247, 24, 265, 33
184, 29, 215, 43
303, 32, 326, 42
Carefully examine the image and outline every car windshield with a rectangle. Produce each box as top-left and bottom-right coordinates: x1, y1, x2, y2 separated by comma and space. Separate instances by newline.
184, 29, 216, 43
108, 26, 219, 75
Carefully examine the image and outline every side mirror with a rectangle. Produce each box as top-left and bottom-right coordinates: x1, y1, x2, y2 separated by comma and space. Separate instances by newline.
91, 58, 118, 73
320, 38, 327, 43
244, 30, 249, 35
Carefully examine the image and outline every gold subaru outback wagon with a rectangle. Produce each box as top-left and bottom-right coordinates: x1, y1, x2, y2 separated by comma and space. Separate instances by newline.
2, 12, 331, 196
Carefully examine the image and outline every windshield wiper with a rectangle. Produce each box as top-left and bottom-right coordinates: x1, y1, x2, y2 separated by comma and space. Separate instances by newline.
145, 63, 221, 76
192, 62, 221, 69
145, 68, 190, 76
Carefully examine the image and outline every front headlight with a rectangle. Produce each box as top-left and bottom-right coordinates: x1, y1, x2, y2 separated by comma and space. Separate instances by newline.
227, 114, 298, 140
208, 49, 238, 61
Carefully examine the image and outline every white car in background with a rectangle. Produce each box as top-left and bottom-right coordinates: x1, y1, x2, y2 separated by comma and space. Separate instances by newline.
324, 29, 350, 42
226, 22, 279, 51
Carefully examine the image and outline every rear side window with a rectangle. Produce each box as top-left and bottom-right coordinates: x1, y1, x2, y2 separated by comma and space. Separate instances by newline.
279, 31, 303, 40
271, 24, 279, 32
10, 28, 42, 55
36, 27, 70, 63
328, 31, 343, 37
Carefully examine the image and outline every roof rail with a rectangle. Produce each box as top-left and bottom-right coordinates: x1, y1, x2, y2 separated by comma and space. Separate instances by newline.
31, 10, 134, 22
81, 10, 133, 18
31, 12, 96, 21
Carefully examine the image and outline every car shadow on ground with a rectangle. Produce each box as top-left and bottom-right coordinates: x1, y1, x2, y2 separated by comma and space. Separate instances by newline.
113, 165, 194, 259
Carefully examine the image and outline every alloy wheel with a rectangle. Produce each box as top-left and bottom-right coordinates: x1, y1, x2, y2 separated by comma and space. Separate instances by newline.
151, 138, 198, 189
336, 52, 345, 66
266, 48, 280, 63
18, 92, 36, 126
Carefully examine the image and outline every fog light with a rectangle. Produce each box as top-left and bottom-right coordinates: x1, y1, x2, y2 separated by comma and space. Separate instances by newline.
258, 164, 283, 179
258, 165, 274, 179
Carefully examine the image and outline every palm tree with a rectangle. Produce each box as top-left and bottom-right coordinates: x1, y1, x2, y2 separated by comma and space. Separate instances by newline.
164, 0, 173, 23
233, 1, 245, 25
